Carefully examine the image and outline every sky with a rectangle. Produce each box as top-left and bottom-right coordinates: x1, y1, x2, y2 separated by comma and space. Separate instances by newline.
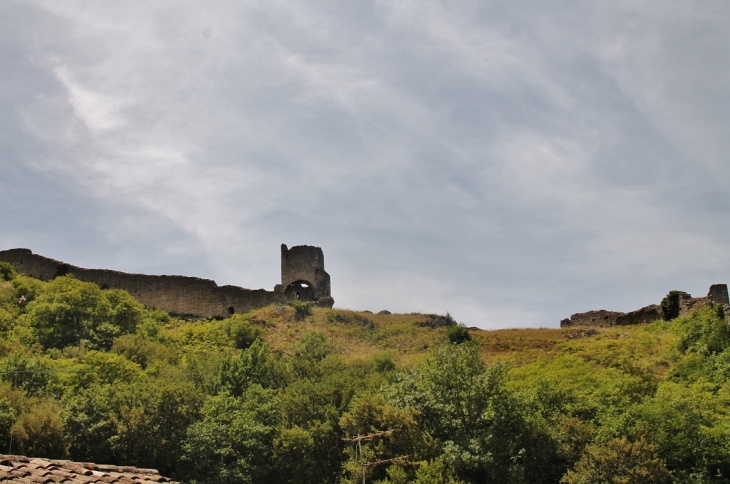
1, 1, 729, 328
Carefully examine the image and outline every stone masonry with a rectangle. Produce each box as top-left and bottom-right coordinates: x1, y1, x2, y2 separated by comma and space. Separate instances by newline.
560, 284, 729, 328
274, 244, 333, 306
0, 245, 334, 318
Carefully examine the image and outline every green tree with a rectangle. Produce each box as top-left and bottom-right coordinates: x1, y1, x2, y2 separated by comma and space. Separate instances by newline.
62, 385, 116, 464
63, 379, 203, 477
660, 291, 682, 321
279, 372, 355, 483
0, 353, 51, 397
389, 342, 538, 483
10, 400, 67, 458
112, 333, 175, 370
182, 386, 280, 483
0, 262, 16, 281
217, 339, 285, 397
0, 397, 16, 447
340, 393, 423, 483
11, 275, 43, 305
78, 351, 142, 385
25, 276, 144, 349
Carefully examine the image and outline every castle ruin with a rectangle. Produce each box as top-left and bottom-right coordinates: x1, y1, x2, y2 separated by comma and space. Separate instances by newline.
275, 244, 332, 302
0, 244, 334, 318
560, 284, 730, 327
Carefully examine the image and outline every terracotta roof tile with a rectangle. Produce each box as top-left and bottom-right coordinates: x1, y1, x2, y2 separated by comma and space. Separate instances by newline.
0, 455, 181, 484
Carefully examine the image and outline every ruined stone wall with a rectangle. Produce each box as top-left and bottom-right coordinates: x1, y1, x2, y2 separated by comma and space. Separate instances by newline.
280, 244, 331, 299
560, 310, 624, 328
561, 285, 729, 328
0, 248, 285, 318
615, 305, 662, 326
709, 284, 729, 305
0, 248, 61, 281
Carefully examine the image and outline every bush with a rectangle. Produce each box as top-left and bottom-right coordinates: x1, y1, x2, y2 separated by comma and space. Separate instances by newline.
0, 309, 14, 333
561, 438, 671, 484
0, 262, 16, 281
677, 304, 730, 355
660, 291, 682, 321
228, 317, 263, 350
371, 352, 396, 373
447, 324, 471, 344
287, 300, 312, 321
293, 331, 333, 362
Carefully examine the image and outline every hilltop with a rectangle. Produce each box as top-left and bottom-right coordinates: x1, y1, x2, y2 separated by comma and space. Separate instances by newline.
1, 261, 730, 483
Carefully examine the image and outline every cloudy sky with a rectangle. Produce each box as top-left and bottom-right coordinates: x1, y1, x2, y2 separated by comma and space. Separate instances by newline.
1, 1, 729, 328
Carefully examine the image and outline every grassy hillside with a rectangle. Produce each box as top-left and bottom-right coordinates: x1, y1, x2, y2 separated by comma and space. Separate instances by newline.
1, 262, 729, 483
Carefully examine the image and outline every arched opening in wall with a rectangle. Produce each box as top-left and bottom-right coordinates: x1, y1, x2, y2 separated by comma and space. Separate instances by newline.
285, 280, 316, 301
228, 306, 235, 315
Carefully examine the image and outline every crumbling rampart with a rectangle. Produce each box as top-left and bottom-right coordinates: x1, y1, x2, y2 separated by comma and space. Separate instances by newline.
275, 244, 333, 307
561, 284, 729, 328
0, 245, 335, 318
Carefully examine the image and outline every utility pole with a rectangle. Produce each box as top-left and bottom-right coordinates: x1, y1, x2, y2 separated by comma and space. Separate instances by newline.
343, 429, 409, 484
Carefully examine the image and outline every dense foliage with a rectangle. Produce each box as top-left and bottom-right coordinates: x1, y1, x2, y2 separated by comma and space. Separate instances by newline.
1, 270, 730, 483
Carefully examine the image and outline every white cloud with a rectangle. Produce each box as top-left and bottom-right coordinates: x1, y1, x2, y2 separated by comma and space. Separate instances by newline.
53, 65, 128, 132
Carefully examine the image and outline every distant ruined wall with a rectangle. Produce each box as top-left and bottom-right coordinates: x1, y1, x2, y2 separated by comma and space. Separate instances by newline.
709, 284, 729, 305
560, 310, 624, 328
0, 248, 286, 318
561, 285, 729, 328
615, 305, 662, 326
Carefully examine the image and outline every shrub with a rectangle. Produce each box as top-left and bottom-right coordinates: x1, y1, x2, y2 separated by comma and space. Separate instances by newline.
287, 300, 312, 321
660, 291, 682, 321
0, 309, 14, 333
447, 324, 471, 344
677, 304, 730, 355
371, 352, 396, 373
228, 317, 263, 350
293, 331, 333, 362
561, 438, 671, 484
0, 262, 16, 281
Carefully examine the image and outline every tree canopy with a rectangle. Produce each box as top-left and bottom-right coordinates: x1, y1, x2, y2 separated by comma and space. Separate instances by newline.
0, 270, 728, 482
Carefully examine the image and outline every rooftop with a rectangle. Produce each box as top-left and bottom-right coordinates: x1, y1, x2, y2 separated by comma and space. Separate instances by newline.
0, 454, 181, 483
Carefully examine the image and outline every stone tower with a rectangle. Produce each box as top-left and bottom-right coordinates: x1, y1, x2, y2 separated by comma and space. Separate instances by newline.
708, 284, 729, 305
277, 244, 333, 307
